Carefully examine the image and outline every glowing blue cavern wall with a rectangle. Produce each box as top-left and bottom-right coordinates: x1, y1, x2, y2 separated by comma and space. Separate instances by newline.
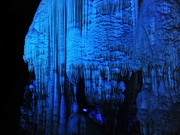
20, 0, 180, 135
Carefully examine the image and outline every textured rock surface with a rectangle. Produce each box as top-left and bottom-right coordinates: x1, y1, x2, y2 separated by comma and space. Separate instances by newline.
21, 0, 180, 134
135, 0, 180, 134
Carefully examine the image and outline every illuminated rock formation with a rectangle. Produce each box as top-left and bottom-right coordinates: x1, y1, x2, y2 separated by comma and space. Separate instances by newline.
20, 0, 180, 134
135, 0, 180, 134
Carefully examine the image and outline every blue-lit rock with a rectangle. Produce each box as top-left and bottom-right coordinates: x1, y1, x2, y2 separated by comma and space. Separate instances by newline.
21, 0, 180, 134
135, 0, 180, 134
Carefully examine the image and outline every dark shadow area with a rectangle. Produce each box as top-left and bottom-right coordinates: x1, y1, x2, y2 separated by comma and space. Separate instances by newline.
116, 71, 142, 135
77, 78, 89, 111
0, 0, 40, 134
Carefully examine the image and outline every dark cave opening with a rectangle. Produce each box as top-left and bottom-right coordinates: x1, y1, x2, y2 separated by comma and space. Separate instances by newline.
77, 78, 89, 112
115, 71, 142, 134
72, 71, 143, 135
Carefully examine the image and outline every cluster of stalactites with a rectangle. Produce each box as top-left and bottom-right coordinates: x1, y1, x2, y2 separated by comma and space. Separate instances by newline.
135, 0, 180, 111
23, 0, 67, 134
22, 2, 139, 133
66, 0, 139, 80
65, 0, 139, 106
134, 2, 180, 122
23, 0, 138, 87
135, 0, 180, 134
22, 0, 180, 134
67, 0, 83, 30
136, 65, 180, 134
23, 0, 67, 92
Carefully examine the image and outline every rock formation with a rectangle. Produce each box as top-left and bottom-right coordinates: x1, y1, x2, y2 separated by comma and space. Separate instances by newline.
20, 0, 180, 134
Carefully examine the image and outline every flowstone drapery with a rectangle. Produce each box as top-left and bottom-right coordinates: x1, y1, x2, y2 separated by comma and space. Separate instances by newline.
20, 0, 180, 134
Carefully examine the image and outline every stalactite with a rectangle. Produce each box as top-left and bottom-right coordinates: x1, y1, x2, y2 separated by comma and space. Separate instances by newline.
21, 0, 179, 134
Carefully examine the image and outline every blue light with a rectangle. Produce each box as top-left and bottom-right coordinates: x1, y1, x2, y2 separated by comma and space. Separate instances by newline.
82, 108, 88, 112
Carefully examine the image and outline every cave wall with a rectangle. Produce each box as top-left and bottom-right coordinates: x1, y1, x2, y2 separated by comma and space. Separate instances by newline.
136, 0, 180, 134
21, 0, 180, 134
